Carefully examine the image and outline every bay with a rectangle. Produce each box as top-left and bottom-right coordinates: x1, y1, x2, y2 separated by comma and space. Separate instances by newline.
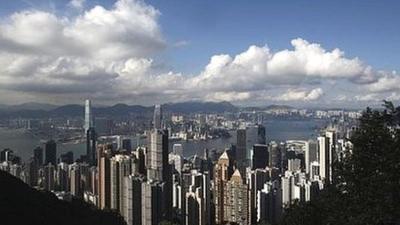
0, 119, 327, 163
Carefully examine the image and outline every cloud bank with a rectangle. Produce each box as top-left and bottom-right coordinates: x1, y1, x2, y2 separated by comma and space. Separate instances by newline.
0, 0, 397, 106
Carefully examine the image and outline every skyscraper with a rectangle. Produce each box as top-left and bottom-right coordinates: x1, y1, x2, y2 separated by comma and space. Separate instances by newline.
43, 163, 55, 191
145, 104, 172, 221
153, 104, 162, 130
224, 169, 249, 225
236, 129, 247, 176
84, 99, 94, 133
45, 140, 57, 166
237, 125, 266, 175
84, 99, 96, 166
142, 181, 164, 225
122, 175, 143, 225
69, 163, 82, 197
268, 141, 281, 169
214, 151, 233, 225
184, 171, 211, 225
186, 191, 201, 225
147, 129, 169, 182
0, 148, 13, 162
56, 163, 69, 192
33, 146, 43, 166
318, 136, 330, 183
247, 125, 266, 164
26, 158, 38, 187
98, 144, 113, 209
325, 130, 337, 182
148, 104, 169, 182
304, 140, 318, 174
252, 144, 269, 170
247, 169, 269, 225
110, 154, 132, 212
257, 181, 282, 224
86, 127, 96, 165
281, 172, 295, 207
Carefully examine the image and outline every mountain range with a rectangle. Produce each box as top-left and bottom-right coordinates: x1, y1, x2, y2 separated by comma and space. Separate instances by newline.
0, 101, 245, 119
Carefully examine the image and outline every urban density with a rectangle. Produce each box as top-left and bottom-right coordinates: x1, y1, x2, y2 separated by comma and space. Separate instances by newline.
0, 1, 399, 225
0, 100, 358, 225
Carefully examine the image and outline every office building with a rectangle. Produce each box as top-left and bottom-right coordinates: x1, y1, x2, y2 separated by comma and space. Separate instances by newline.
84, 99, 94, 133
247, 169, 269, 225
172, 180, 182, 210
43, 163, 55, 191
325, 130, 337, 182
33, 147, 43, 166
122, 175, 143, 225
186, 190, 201, 225
70, 163, 82, 197
288, 158, 301, 172
214, 151, 233, 225
236, 129, 247, 176
147, 130, 169, 182
268, 141, 281, 169
0, 149, 13, 162
257, 181, 282, 224
173, 144, 183, 155
318, 136, 330, 183
224, 169, 249, 225
110, 154, 132, 212
85, 99, 97, 166
45, 140, 57, 166
304, 140, 318, 174
252, 144, 269, 170
281, 172, 294, 207
26, 158, 38, 186
185, 171, 211, 225
169, 152, 183, 174
86, 127, 96, 165
98, 144, 113, 209
56, 162, 69, 192
142, 181, 164, 225
153, 104, 162, 130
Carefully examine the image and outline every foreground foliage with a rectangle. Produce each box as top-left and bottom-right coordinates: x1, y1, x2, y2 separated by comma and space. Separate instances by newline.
280, 101, 400, 225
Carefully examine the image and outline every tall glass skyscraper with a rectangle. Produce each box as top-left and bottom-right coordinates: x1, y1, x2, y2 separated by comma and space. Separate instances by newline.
84, 99, 96, 165
84, 99, 94, 133
153, 104, 162, 130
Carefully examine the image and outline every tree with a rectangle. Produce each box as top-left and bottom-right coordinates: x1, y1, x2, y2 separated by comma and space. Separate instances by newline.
280, 102, 400, 225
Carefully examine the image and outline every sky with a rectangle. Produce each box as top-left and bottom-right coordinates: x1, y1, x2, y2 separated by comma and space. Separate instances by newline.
0, 0, 399, 107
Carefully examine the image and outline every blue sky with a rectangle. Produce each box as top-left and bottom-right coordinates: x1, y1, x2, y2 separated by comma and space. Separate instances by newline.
2, 0, 399, 74
0, 0, 399, 106
154, 0, 400, 74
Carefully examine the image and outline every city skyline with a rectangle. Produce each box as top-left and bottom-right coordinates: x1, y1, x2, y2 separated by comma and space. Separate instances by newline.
0, 0, 399, 107
0, 101, 357, 225
1, 1, 399, 225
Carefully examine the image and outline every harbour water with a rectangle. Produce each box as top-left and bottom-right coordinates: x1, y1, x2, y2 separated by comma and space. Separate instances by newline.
0, 119, 327, 162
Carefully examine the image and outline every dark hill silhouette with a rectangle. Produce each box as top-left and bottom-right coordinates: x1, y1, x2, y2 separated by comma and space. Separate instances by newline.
0, 170, 126, 225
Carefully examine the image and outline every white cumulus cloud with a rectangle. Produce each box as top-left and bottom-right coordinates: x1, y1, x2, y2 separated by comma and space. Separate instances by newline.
276, 88, 324, 101
365, 73, 400, 93
0, 0, 397, 106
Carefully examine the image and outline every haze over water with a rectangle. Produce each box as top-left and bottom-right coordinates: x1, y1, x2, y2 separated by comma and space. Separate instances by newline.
0, 119, 327, 162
